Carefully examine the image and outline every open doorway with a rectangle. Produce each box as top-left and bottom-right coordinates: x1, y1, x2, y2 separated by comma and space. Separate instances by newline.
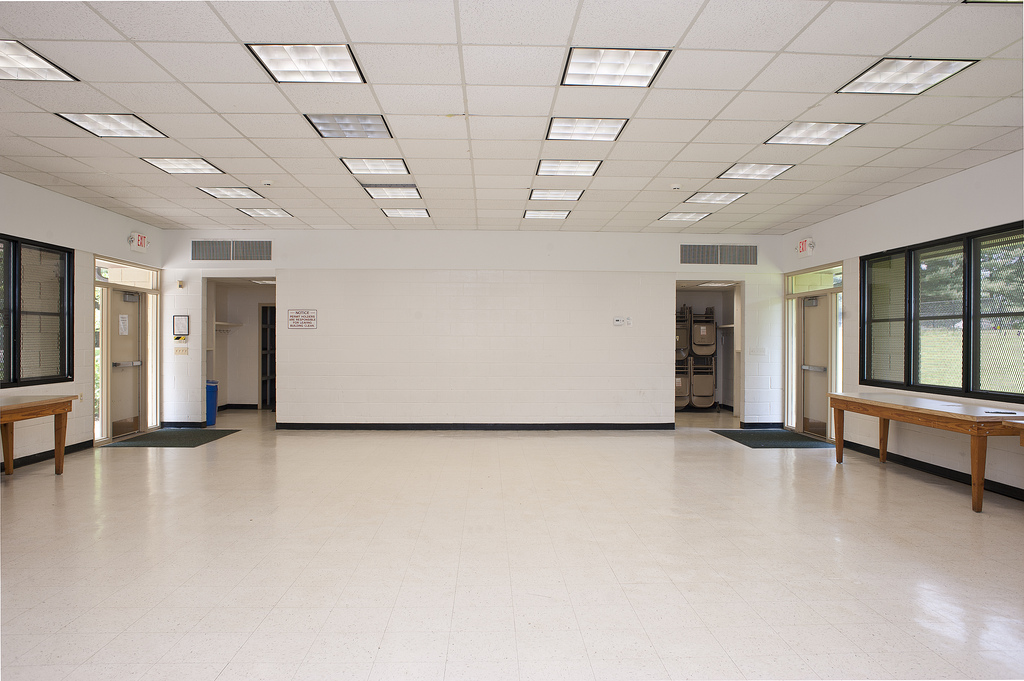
206, 278, 276, 415
785, 264, 843, 440
674, 281, 739, 419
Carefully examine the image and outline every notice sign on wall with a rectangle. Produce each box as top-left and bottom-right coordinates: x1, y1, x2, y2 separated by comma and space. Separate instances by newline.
288, 309, 317, 329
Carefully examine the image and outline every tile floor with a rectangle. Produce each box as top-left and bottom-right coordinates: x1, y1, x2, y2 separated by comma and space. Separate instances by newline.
2, 410, 1023, 680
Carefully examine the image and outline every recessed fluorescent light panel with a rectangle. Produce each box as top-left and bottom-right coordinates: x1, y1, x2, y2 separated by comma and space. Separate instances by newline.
660, 212, 710, 221
562, 47, 670, 87
341, 158, 410, 175
305, 114, 391, 139
0, 40, 75, 80
239, 208, 291, 218
767, 122, 862, 145
524, 210, 570, 219
839, 58, 976, 95
685, 192, 745, 205
537, 160, 602, 176
362, 184, 421, 199
547, 117, 627, 141
530, 189, 584, 201
698, 282, 734, 287
199, 187, 264, 199
143, 158, 222, 174
719, 163, 792, 180
57, 113, 165, 138
248, 44, 364, 83
383, 208, 429, 218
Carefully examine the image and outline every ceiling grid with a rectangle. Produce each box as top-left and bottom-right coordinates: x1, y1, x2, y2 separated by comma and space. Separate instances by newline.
0, 0, 1019, 234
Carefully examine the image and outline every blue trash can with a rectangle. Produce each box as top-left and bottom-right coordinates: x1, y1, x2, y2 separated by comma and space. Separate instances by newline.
206, 380, 218, 426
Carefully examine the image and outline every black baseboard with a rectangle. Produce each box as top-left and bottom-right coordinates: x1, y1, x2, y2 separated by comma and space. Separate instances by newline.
740, 421, 785, 430
219, 404, 258, 411
720, 404, 734, 412
12, 440, 93, 470
161, 421, 207, 429
842, 440, 1024, 503
277, 422, 676, 431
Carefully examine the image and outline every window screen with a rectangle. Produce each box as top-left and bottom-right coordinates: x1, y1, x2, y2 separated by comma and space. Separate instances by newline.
865, 254, 906, 383
0, 234, 73, 387
914, 243, 964, 388
974, 229, 1024, 396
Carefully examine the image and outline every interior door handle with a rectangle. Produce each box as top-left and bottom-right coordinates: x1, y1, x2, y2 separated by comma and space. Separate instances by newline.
801, 364, 827, 372
112, 361, 142, 368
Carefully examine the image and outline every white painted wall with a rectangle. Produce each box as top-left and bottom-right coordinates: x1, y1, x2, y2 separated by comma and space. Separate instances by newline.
276, 269, 675, 425
0, 174, 163, 461
783, 151, 1024, 489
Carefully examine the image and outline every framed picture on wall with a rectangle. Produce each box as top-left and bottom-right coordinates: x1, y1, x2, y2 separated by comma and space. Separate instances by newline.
172, 315, 189, 336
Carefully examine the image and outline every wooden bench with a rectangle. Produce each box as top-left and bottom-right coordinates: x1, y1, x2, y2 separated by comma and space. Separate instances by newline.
829, 392, 1024, 513
1, 395, 78, 476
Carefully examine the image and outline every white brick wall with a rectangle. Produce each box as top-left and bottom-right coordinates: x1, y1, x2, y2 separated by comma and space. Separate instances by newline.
276, 269, 675, 425
159, 270, 206, 424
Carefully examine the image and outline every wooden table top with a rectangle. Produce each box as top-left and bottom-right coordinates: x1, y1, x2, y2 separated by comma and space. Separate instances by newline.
1, 394, 78, 410
829, 392, 1024, 424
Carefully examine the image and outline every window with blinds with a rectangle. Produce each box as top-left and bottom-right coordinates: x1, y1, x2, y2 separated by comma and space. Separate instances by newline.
860, 221, 1023, 403
0, 235, 73, 387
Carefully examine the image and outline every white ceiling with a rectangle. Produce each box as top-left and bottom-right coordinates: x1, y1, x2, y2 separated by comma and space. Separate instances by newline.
0, 0, 1020, 235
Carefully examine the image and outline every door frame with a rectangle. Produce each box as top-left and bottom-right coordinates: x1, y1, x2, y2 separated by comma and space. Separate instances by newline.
784, 263, 843, 440
94, 258, 160, 444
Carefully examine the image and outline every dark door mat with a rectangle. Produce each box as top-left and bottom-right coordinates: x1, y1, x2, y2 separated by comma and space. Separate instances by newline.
711, 429, 834, 449
104, 429, 239, 448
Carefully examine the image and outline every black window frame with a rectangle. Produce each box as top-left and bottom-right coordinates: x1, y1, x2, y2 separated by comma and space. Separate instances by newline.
0, 234, 75, 388
860, 220, 1024, 404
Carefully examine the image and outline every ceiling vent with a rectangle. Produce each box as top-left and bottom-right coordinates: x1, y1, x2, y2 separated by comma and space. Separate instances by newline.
192, 240, 231, 260
680, 244, 757, 266
192, 240, 272, 261
232, 241, 272, 261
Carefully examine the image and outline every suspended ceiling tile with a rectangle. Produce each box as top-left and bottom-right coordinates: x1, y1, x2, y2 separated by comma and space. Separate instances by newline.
20, 40, 162, 83
3, 112, 91, 137
221, 113, 315, 138
905, 125, 1017, 150
458, 0, 578, 45
358, 44, 463, 85
895, 4, 1024, 59
572, 0, 702, 46
467, 116, 550, 140
92, 83, 213, 114
657, 50, 774, 90
466, 86, 557, 117
634, 89, 735, 119
186, 84, 297, 115
921, 58, 1023, 98
748, 53, 878, 94
180, 138, 271, 158
608, 142, 686, 162
336, 1, 458, 44
462, 45, 565, 87
212, 1, 346, 43
786, 2, 945, 56
373, 84, 466, 116
952, 97, 1024, 127
93, 2, 235, 42
0, 80, 124, 112
470, 140, 542, 160
719, 92, 825, 122
0, 3, 121, 40
550, 84, 648, 118
617, 119, 706, 144
691, 119, 785, 145
681, 0, 823, 52
137, 42, 270, 83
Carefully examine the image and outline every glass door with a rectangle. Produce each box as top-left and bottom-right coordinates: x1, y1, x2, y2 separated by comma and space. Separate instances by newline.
110, 290, 142, 438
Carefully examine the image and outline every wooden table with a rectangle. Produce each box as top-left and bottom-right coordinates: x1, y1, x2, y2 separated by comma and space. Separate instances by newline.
1, 394, 78, 476
829, 392, 1024, 513
1005, 419, 1024, 447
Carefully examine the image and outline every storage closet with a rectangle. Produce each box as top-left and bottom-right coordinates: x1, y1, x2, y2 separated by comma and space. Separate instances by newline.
675, 284, 737, 412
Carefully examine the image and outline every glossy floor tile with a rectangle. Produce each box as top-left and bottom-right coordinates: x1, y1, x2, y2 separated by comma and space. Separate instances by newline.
2, 410, 1023, 680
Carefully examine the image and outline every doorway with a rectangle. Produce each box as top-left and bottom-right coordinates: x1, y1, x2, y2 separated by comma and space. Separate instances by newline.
260, 304, 276, 410
94, 259, 159, 442
785, 265, 843, 439
110, 291, 142, 438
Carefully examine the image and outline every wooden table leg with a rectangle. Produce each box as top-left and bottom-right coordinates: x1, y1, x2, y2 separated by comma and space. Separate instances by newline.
833, 407, 844, 463
879, 418, 889, 463
970, 434, 987, 513
54, 412, 68, 475
1, 422, 13, 475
